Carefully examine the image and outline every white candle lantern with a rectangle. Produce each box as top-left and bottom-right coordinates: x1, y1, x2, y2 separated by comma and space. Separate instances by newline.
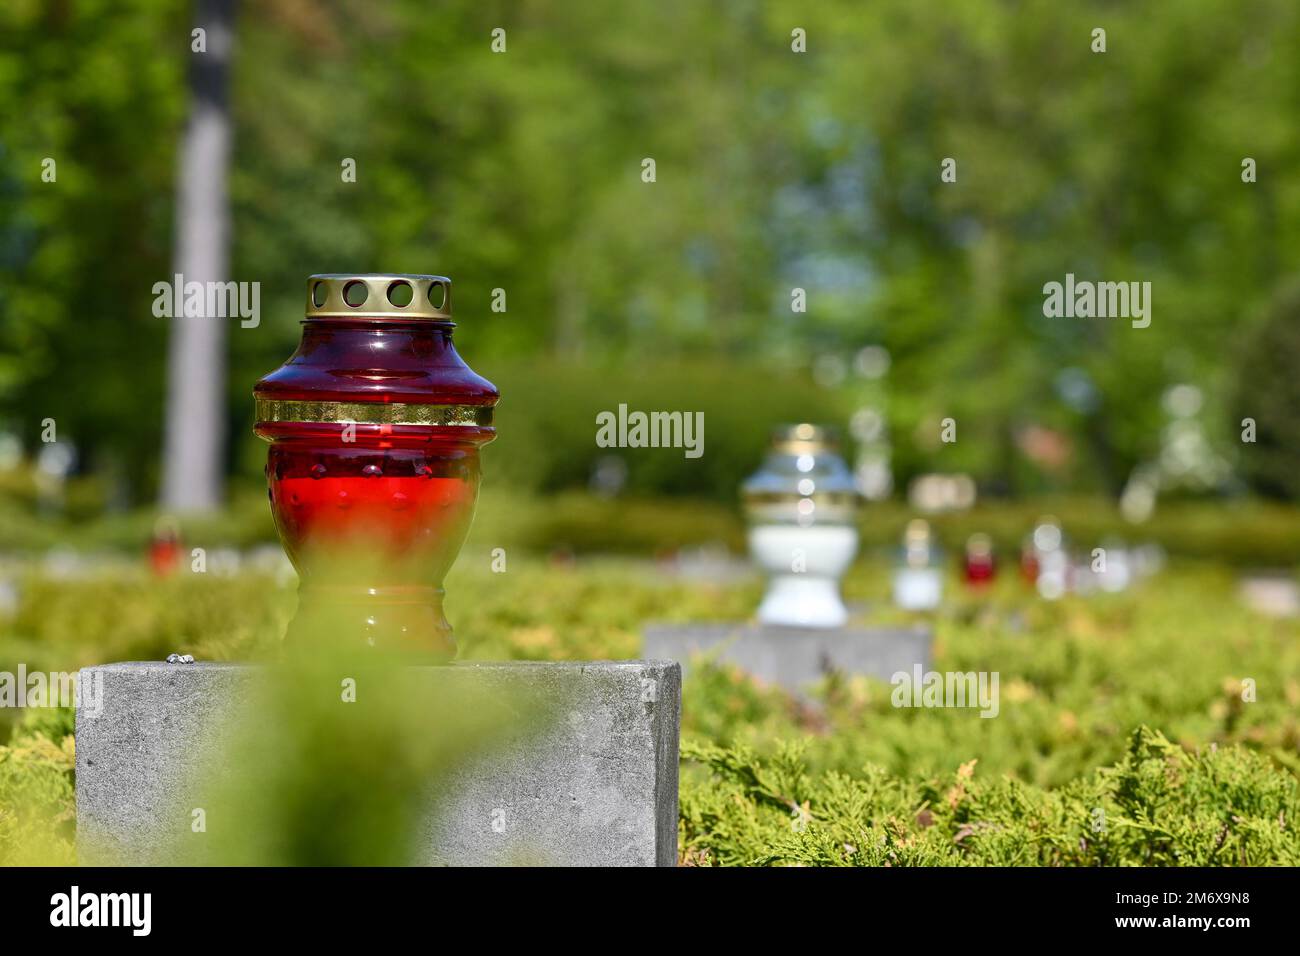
892, 518, 944, 611
742, 424, 860, 628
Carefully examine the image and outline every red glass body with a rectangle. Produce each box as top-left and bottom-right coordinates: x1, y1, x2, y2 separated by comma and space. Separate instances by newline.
254, 320, 497, 657
963, 552, 996, 586
1019, 544, 1040, 585
149, 534, 182, 578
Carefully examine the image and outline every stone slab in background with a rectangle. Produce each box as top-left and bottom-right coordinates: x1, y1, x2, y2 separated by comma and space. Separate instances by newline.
76, 660, 680, 867
1237, 572, 1300, 618
643, 623, 931, 693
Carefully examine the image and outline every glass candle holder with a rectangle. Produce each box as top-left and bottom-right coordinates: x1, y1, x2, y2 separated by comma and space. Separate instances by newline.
1029, 515, 1067, 600
149, 515, 182, 578
742, 423, 859, 628
963, 532, 996, 586
254, 274, 498, 658
892, 518, 944, 611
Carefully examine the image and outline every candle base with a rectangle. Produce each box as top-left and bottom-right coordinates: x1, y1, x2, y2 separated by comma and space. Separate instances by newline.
756, 575, 850, 628
285, 584, 455, 659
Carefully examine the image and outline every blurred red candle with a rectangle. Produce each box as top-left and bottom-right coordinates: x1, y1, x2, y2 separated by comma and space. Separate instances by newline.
149, 516, 182, 578
1019, 534, 1040, 585
253, 274, 497, 657
964, 532, 996, 586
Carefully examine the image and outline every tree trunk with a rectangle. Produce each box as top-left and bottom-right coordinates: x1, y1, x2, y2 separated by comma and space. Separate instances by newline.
160, 0, 236, 512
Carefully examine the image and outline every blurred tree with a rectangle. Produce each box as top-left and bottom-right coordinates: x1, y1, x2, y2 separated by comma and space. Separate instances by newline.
2, 0, 1299, 504
1233, 280, 1300, 500
161, 0, 236, 511
0, 0, 186, 497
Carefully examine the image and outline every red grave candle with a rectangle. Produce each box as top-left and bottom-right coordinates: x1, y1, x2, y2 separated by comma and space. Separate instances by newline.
963, 533, 996, 587
253, 274, 498, 657
149, 516, 183, 578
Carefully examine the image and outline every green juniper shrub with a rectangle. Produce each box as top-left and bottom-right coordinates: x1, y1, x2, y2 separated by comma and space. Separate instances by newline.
678, 728, 1300, 866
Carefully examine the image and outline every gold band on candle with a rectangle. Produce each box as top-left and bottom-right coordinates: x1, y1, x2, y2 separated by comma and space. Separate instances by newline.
255, 398, 494, 428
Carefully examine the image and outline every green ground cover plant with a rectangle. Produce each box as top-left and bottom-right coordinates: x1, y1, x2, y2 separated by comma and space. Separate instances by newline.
1, 500, 1297, 865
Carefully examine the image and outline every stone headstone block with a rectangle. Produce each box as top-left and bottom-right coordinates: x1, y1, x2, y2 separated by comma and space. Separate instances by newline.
76, 660, 680, 867
643, 622, 931, 694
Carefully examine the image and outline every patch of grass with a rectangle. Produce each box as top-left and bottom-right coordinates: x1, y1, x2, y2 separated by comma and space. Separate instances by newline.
1, 497, 1298, 864
0, 709, 75, 866
679, 727, 1300, 866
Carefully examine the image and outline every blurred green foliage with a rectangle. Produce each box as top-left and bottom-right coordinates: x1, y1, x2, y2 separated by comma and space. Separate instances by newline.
7, 484, 1300, 567
486, 359, 845, 499
3, 0, 1300, 501
1233, 280, 1300, 500
169, 652, 553, 866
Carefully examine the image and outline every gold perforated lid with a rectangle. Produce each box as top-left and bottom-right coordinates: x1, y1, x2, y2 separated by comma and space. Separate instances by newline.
306, 274, 452, 320
771, 422, 840, 456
